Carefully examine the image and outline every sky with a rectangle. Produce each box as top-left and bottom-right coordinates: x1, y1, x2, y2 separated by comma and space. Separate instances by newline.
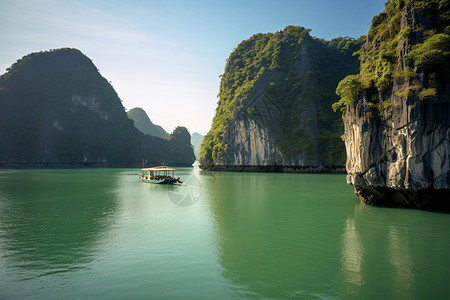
0, 0, 387, 135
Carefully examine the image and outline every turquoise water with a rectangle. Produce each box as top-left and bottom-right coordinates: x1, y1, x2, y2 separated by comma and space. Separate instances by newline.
0, 168, 449, 299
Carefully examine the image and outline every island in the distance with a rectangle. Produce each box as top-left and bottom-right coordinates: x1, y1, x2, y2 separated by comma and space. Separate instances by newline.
127, 107, 169, 139
191, 132, 204, 161
0, 48, 195, 167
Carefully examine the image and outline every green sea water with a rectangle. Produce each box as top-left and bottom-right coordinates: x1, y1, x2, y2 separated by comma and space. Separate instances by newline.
0, 168, 449, 299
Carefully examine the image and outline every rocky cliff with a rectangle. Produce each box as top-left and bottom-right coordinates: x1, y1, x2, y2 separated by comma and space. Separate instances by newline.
200, 26, 363, 171
0, 48, 195, 166
127, 107, 169, 138
335, 0, 450, 209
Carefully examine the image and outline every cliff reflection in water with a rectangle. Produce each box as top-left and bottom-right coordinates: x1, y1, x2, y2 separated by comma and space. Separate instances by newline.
204, 171, 450, 299
340, 217, 364, 290
338, 202, 450, 299
204, 172, 348, 299
388, 226, 414, 298
0, 169, 118, 278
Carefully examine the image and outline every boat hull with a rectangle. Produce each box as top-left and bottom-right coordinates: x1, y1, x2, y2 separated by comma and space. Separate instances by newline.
138, 174, 179, 184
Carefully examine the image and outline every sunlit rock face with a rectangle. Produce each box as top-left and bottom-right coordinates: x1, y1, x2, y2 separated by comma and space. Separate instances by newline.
200, 26, 363, 172
222, 87, 317, 167
344, 4, 450, 209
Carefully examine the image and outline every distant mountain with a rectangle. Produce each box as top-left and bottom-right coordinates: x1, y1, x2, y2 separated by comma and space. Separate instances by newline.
0, 48, 195, 166
127, 107, 168, 138
191, 132, 204, 160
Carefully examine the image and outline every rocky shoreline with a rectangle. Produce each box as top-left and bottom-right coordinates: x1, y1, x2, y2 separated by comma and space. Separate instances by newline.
199, 165, 346, 173
354, 185, 450, 211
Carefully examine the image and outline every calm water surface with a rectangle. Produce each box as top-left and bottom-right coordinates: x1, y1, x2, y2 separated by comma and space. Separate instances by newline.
0, 168, 449, 299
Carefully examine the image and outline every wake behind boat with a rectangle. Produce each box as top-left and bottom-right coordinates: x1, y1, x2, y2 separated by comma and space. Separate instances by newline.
138, 166, 183, 184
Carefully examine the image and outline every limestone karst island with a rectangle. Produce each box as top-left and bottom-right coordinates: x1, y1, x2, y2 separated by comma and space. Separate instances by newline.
1, 0, 450, 298
0, 49, 195, 167
0, 0, 448, 210
199, 1, 449, 210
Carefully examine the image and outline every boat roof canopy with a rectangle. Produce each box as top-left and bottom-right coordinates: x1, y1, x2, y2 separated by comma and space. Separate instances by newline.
141, 166, 177, 171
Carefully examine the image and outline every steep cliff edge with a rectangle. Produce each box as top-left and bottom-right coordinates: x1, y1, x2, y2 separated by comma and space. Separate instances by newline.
334, 0, 450, 209
200, 26, 363, 171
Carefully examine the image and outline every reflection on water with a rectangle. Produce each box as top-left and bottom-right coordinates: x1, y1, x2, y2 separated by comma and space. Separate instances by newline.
1, 168, 450, 299
205, 172, 351, 299
0, 169, 118, 279
341, 218, 364, 290
388, 226, 414, 298
336, 202, 450, 299
168, 174, 203, 207
204, 171, 450, 299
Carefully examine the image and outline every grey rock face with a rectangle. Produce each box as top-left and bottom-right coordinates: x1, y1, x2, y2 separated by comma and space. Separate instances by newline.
200, 27, 361, 171
220, 62, 319, 167
344, 6, 450, 209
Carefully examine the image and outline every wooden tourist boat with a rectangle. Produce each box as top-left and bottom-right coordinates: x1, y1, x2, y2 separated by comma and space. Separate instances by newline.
138, 166, 182, 184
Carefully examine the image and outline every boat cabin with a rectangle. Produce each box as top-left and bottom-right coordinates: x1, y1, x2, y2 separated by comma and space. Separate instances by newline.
138, 166, 181, 184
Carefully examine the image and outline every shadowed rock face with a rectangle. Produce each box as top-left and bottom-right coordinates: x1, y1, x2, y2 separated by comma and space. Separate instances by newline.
344, 4, 450, 210
0, 48, 195, 166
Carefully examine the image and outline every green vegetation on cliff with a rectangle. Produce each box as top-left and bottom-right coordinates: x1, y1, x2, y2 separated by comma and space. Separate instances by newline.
333, 0, 450, 115
200, 26, 363, 165
0, 48, 195, 166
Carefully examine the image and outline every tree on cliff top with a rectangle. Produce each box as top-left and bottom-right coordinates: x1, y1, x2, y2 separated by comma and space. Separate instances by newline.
333, 0, 450, 115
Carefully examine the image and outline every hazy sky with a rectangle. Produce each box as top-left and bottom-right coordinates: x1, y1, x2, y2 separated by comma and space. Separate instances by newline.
1, 0, 386, 134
